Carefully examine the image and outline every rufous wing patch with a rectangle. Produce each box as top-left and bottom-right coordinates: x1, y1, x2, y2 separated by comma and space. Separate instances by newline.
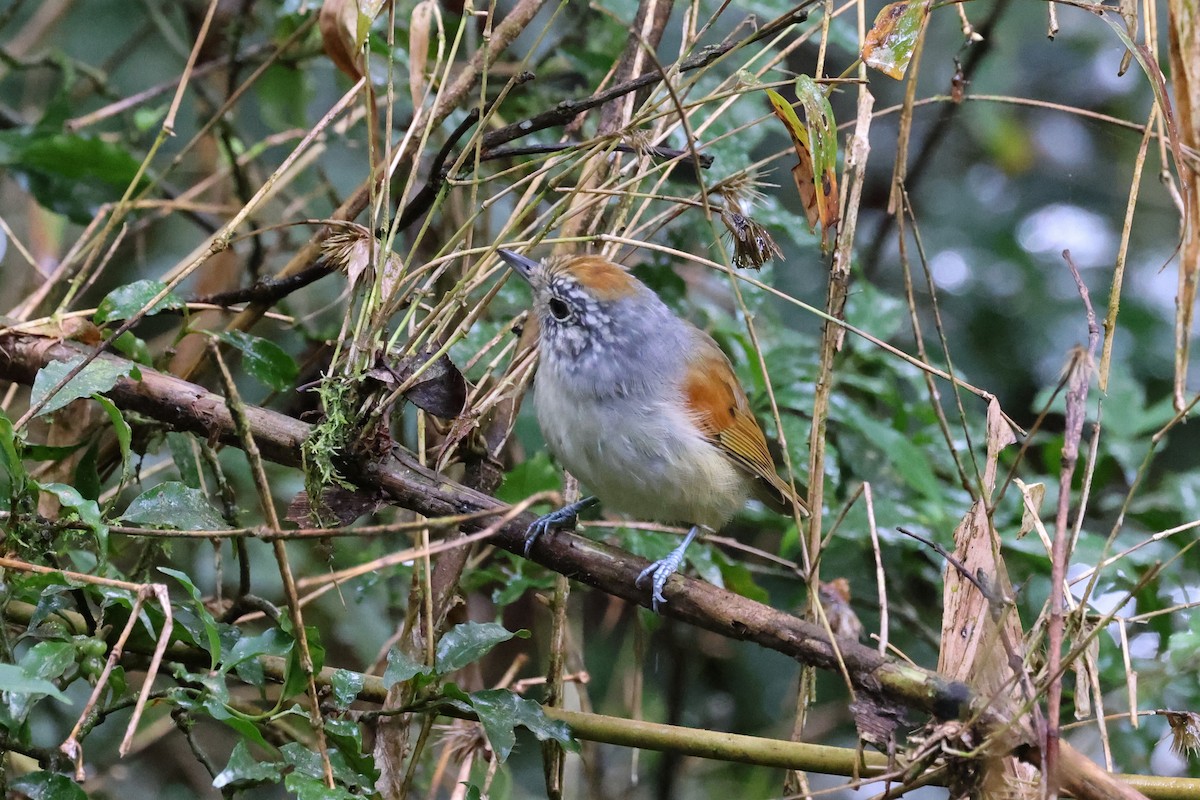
683, 342, 808, 516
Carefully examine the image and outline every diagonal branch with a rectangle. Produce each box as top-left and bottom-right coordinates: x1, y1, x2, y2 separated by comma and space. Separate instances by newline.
0, 330, 1148, 800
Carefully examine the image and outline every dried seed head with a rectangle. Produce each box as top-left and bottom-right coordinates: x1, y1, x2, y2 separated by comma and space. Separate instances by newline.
720, 206, 783, 269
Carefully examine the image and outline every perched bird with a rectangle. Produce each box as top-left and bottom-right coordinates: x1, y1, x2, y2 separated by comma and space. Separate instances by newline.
499, 249, 807, 610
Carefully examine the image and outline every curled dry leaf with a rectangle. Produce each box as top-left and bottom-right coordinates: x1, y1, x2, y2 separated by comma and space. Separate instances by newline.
367, 343, 467, 420
409, 0, 439, 106
862, 1, 931, 81
1014, 479, 1045, 539
319, 0, 387, 81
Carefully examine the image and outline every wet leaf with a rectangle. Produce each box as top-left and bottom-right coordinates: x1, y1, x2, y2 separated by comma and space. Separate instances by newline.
8, 771, 87, 800
213, 740, 283, 789
161, 567, 222, 664
330, 669, 365, 709
39, 482, 107, 548
94, 279, 185, 324
30, 355, 134, 416
862, 1, 931, 80
383, 646, 428, 687
122, 482, 231, 531
219, 330, 298, 392
435, 621, 526, 674
468, 688, 577, 762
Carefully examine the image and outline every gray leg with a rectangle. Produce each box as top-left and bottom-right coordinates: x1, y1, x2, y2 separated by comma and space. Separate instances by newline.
635, 526, 700, 612
524, 496, 599, 555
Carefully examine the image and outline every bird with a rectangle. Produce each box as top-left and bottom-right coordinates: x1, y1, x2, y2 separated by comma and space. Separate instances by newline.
498, 248, 808, 611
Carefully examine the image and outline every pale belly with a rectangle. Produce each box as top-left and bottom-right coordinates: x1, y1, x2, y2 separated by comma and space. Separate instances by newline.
534, 380, 750, 529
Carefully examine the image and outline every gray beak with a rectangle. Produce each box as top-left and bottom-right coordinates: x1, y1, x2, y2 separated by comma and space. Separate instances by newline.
498, 248, 539, 284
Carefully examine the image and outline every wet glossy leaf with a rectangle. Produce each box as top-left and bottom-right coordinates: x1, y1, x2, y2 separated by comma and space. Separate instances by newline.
123, 483, 230, 531
862, 1, 931, 80
30, 355, 133, 416
94, 279, 185, 324
213, 740, 283, 789
383, 646, 428, 687
2, 658, 71, 702
39, 482, 107, 549
435, 621, 525, 674
160, 567, 221, 664
219, 330, 299, 392
468, 688, 577, 762
8, 771, 87, 800
330, 669, 365, 709
95, 396, 132, 486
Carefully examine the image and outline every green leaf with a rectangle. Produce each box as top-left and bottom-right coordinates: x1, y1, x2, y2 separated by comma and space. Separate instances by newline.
166, 432, 203, 489
110, 330, 152, 365
204, 695, 271, 748
383, 646, 428, 687
0, 129, 148, 224
495, 452, 562, 504
8, 771, 87, 800
39, 483, 108, 550
121, 482, 230, 531
160, 567, 221, 665
219, 330, 299, 392
324, 717, 377, 785
280, 624, 324, 702
94, 279, 185, 324
435, 621, 524, 674
95, 396, 133, 487
467, 689, 577, 762
849, 416, 942, 503
284, 774, 359, 800
213, 740, 283, 789
0, 410, 28, 512
0, 663, 71, 703
30, 355, 133, 416
330, 669, 365, 709
72, 440, 101, 502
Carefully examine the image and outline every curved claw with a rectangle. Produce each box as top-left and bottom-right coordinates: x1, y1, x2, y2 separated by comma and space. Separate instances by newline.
634, 526, 701, 613
523, 496, 598, 555
635, 560, 673, 612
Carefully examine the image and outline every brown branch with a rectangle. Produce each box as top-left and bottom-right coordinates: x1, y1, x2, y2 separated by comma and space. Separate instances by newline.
0, 330, 1149, 800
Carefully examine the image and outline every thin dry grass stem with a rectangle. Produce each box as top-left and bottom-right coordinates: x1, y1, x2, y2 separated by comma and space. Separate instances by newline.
1100, 107, 1158, 393
894, 196, 977, 500
209, 341, 336, 788
863, 483, 888, 656
65, 584, 172, 775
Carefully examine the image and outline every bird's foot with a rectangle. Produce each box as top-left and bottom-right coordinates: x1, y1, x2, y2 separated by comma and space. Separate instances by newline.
635, 527, 700, 612
524, 496, 598, 555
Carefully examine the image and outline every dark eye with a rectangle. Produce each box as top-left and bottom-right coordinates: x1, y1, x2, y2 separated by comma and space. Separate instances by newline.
547, 297, 572, 322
